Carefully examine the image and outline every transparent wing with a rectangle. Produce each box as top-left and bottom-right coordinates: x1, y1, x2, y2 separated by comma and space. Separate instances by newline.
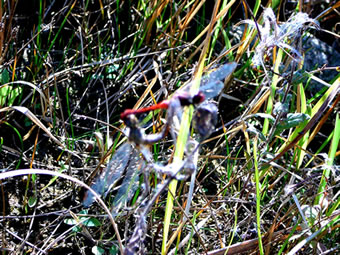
199, 62, 237, 100
111, 160, 145, 217
83, 143, 136, 207
201, 62, 237, 85
199, 80, 224, 100
175, 62, 237, 100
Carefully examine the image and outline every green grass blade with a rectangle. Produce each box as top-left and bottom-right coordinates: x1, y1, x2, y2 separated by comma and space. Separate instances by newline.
296, 83, 310, 168
315, 113, 340, 205
253, 136, 264, 255
162, 105, 193, 254
262, 48, 283, 135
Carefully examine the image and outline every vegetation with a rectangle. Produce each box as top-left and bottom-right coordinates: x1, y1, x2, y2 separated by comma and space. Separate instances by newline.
0, 0, 339, 254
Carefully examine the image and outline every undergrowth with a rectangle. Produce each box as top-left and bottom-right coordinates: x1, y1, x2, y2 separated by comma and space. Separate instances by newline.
0, 0, 339, 254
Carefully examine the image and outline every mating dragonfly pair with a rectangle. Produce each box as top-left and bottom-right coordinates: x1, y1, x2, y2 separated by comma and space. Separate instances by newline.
83, 62, 237, 210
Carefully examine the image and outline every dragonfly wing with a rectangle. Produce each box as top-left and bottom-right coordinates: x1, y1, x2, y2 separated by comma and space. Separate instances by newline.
173, 62, 237, 101
199, 62, 237, 99
199, 80, 225, 100
102, 143, 138, 198
83, 143, 134, 207
111, 160, 144, 217
209, 62, 237, 81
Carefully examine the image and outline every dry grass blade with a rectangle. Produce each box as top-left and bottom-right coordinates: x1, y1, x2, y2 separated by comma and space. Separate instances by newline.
207, 226, 302, 255
0, 106, 62, 147
0, 81, 48, 110
1, 1, 339, 254
0, 106, 79, 158
0, 169, 124, 254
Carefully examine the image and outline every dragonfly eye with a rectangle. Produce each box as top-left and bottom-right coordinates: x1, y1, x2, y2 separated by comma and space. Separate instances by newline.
124, 114, 139, 129
192, 91, 205, 105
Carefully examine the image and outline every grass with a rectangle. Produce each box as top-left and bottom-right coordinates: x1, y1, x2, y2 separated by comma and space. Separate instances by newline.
0, 0, 339, 254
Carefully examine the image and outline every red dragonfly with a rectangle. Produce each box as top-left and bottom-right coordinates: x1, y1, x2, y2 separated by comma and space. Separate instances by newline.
120, 62, 237, 121
83, 62, 237, 208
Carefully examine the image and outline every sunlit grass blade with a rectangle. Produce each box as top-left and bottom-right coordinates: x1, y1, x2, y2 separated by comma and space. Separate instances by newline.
262, 48, 283, 136
162, 2, 225, 251
315, 113, 340, 206
295, 83, 310, 169
253, 136, 264, 255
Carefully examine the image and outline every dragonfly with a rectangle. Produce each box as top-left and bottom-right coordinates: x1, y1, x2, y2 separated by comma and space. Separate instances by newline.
83, 142, 142, 208
82, 113, 195, 210
82, 115, 163, 209
120, 62, 237, 122
83, 62, 237, 209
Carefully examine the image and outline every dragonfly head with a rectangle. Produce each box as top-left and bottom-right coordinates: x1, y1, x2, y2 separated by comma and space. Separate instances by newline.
123, 114, 139, 129
120, 109, 134, 120
192, 91, 205, 105
178, 91, 205, 107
